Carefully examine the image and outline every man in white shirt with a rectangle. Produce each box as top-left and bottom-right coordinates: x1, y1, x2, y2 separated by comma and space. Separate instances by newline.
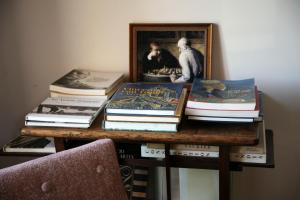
170, 37, 204, 83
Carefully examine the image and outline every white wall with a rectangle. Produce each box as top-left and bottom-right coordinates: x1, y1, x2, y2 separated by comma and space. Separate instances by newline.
1, 0, 300, 199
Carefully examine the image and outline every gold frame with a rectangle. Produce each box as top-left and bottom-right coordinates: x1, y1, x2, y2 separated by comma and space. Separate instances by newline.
129, 23, 213, 84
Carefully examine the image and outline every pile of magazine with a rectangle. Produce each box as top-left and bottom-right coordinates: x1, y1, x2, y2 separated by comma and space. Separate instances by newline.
185, 78, 262, 123
25, 69, 124, 128
102, 83, 187, 132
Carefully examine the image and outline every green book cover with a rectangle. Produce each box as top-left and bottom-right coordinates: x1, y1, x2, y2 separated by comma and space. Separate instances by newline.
106, 83, 184, 113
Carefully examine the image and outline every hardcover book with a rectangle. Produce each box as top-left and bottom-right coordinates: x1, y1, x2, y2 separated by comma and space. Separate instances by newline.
25, 97, 106, 126
187, 78, 256, 110
50, 79, 121, 100
3, 136, 56, 153
103, 121, 178, 132
106, 83, 184, 116
187, 116, 258, 123
50, 69, 124, 95
25, 121, 92, 128
185, 90, 263, 118
105, 88, 187, 123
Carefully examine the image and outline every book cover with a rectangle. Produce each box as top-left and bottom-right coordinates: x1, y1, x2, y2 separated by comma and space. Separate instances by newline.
187, 78, 256, 110
50, 80, 120, 100
26, 97, 106, 124
50, 69, 124, 95
3, 136, 56, 153
106, 83, 184, 116
185, 90, 262, 118
105, 88, 187, 123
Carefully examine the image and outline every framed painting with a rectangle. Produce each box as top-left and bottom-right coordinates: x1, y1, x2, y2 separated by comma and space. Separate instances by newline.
129, 23, 213, 85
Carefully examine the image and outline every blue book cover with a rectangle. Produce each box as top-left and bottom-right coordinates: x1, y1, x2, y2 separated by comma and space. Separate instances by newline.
107, 83, 184, 112
189, 78, 256, 104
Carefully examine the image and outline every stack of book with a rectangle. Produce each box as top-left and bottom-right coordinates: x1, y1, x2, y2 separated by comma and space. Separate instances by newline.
25, 69, 124, 128
50, 69, 125, 100
25, 97, 107, 128
141, 121, 267, 163
103, 83, 187, 132
185, 78, 262, 122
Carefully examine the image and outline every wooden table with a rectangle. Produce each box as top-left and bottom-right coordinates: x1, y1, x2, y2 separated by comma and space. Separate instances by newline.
21, 114, 262, 200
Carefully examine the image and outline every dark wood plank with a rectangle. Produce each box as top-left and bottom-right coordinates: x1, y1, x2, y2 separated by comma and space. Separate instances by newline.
165, 144, 171, 200
21, 113, 259, 146
0, 149, 51, 157
120, 156, 243, 171
54, 138, 65, 152
219, 145, 230, 200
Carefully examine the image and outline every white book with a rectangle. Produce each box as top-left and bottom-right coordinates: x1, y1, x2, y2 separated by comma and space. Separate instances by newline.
188, 115, 255, 122
25, 97, 106, 124
25, 120, 91, 128
185, 107, 259, 118
50, 76, 123, 100
103, 121, 177, 132
3, 137, 56, 153
105, 115, 180, 123
50, 69, 124, 95
185, 91, 263, 118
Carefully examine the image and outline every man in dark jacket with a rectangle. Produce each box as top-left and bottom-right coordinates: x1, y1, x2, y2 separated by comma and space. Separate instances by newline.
142, 41, 178, 73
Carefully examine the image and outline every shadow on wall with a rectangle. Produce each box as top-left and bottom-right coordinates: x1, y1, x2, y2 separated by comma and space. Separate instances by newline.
211, 24, 227, 80
0, 1, 69, 168
0, 1, 27, 147
232, 92, 300, 200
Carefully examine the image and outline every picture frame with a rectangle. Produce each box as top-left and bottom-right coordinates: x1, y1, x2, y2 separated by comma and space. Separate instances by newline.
129, 23, 213, 85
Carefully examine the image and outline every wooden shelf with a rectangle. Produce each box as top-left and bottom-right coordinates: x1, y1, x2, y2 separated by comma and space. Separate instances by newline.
119, 129, 274, 170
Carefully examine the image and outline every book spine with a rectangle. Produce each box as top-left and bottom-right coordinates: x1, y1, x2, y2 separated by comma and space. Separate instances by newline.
141, 145, 219, 158
173, 144, 219, 151
230, 153, 266, 163
141, 145, 266, 163
147, 143, 219, 152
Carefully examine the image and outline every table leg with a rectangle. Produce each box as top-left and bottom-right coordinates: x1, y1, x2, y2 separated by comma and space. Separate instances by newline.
54, 138, 65, 152
165, 143, 171, 200
219, 145, 230, 200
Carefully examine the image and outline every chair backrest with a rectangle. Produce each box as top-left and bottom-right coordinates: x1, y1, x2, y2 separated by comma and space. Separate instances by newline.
0, 139, 128, 200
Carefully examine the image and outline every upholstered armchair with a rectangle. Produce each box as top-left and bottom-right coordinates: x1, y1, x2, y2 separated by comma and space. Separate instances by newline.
0, 139, 128, 200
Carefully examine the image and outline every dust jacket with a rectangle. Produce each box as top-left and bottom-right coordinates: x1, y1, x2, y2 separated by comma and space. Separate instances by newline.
187, 78, 256, 110
50, 69, 124, 95
106, 83, 184, 116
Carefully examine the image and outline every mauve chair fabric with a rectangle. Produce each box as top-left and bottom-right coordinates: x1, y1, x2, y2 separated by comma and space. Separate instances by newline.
0, 139, 128, 200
